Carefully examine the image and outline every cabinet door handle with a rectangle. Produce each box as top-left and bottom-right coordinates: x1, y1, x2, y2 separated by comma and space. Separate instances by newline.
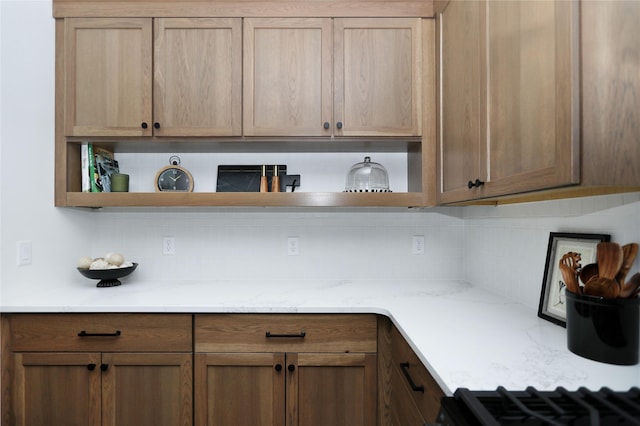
141, 122, 148, 129
87, 363, 96, 371
323, 122, 330, 130
154, 122, 161, 129
467, 178, 485, 189
336, 121, 343, 130
275, 364, 283, 372
78, 330, 122, 337
100, 364, 109, 371
265, 331, 306, 338
288, 364, 295, 372
400, 362, 424, 393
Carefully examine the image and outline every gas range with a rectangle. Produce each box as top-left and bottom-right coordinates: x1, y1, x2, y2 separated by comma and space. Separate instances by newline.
435, 386, 640, 425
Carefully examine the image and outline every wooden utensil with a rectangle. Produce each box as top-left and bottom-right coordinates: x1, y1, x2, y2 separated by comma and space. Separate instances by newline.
596, 242, 624, 280
559, 252, 580, 294
615, 243, 638, 286
620, 272, 640, 298
583, 276, 621, 298
579, 263, 599, 286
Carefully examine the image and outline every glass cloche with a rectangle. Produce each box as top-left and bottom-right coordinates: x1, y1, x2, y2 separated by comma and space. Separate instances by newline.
344, 156, 391, 192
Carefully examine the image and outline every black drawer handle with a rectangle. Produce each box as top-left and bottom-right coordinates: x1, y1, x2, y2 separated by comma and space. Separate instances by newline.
400, 362, 424, 393
265, 331, 306, 338
78, 330, 122, 337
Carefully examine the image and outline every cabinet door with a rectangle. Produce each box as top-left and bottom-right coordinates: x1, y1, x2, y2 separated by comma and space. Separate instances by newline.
154, 18, 242, 136
243, 18, 333, 136
288, 353, 377, 426
437, 0, 484, 203
334, 18, 422, 137
101, 353, 192, 426
484, 0, 578, 196
195, 352, 286, 426
64, 18, 152, 137
13, 352, 101, 426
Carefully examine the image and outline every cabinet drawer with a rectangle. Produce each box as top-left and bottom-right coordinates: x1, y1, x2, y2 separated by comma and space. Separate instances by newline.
6, 314, 192, 352
195, 314, 377, 353
391, 326, 443, 423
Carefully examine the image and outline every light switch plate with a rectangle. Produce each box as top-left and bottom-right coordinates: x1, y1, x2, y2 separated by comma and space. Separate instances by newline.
17, 240, 32, 265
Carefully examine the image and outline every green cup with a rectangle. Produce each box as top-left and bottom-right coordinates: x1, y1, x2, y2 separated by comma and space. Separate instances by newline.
110, 173, 129, 192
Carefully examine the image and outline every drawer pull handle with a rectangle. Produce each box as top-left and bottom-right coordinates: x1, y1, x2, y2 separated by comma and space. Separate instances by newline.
78, 330, 122, 337
265, 331, 306, 338
400, 362, 424, 393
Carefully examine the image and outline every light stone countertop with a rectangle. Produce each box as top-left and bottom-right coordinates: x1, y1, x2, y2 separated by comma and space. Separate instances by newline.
1, 279, 638, 394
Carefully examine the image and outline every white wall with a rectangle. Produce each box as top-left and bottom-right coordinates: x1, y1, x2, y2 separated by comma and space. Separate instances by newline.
1, 1, 639, 314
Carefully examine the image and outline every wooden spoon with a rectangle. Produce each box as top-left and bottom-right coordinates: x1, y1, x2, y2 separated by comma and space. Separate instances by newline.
596, 242, 624, 280
615, 243, 639, 286
583, 275, 621, 298
620, 272, 640, 298
579, 263, 599, 286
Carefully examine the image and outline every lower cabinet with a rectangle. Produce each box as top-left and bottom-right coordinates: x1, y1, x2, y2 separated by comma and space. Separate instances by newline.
194, 314, 378, 426
2, 312, 441, 425
378, 317, 444, 425
1, 314, 193, 426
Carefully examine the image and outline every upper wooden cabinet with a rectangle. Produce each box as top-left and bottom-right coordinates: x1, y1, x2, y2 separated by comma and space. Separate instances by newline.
437, 0, 578, 204
64, 17, 242, 137
243, 18, 333, 137
335, 18, 422, 137
154, 18, 242, 136
64, 18, 153, 137
244, 17, 422, 137
437, 0, 640, 204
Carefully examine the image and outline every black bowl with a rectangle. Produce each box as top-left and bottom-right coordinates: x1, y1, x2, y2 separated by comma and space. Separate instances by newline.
77, 263, 138, 287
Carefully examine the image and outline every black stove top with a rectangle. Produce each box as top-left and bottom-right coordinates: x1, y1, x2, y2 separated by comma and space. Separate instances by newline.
437, 386, 640, 426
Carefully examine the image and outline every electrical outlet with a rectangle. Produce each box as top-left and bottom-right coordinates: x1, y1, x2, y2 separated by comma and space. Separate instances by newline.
17, 241, 32, 266
163, 237, 176, 255
412, 235, 425, 255
287, 237, 300, 256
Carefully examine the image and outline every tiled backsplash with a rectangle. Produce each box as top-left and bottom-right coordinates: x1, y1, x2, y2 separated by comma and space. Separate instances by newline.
464, 193, 640, 310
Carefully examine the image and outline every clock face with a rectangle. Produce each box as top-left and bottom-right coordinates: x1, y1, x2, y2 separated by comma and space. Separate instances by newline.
157, 167, 192, 192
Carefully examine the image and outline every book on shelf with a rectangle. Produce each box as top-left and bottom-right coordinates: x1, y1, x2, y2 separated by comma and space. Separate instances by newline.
81, 144, 119, 192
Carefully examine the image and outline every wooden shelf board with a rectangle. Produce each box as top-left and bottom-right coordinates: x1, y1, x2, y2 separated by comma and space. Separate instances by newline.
65, 191, 426, 207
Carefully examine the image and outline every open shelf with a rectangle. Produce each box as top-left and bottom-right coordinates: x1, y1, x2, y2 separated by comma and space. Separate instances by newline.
64, 191, 426, 208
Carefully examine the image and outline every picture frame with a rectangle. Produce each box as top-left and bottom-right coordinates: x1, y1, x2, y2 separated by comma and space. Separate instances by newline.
537, 232, 610, 327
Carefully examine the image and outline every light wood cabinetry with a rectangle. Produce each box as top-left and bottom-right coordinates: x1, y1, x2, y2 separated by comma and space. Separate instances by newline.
378, 317, 443, 425
437, 0, 640, 205
244, 18, 422, 137
1, 314, 193, 426
243, 18, 332, 137
194, 314, 377, 426
56, 11, 432, 208
64, 18, 153, 137
64, 17, 242, 138
154, 18, 242, 136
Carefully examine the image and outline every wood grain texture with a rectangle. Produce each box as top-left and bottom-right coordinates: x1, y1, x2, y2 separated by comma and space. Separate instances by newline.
581, 0, 640, 186
437, 0, 482, 201
195, 314, 377, 353
154, 18, 242, 136
294, 352, 377, 426
14, 352, 102, 426
243, 18, 333, 136
334, 18, 422, 137
64, 18, 153, 137
53, 1, 434, 18
195, 352, 285, 426
389, 324, 443, 424
101, 353, 193, 426
7, 314, 192, 352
